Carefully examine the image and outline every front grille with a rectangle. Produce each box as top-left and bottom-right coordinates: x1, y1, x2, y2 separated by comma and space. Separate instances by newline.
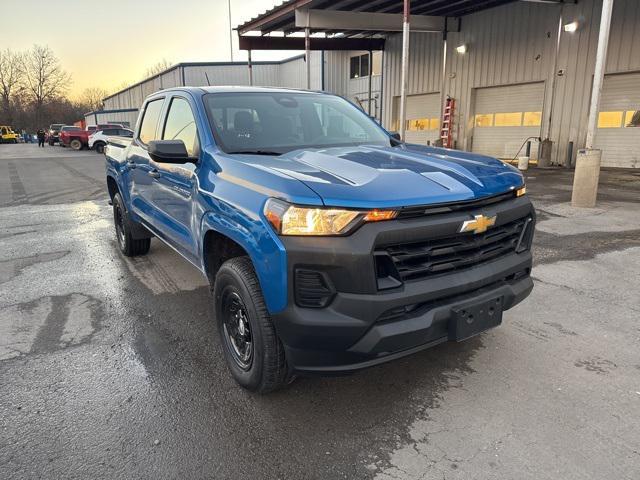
396, 191, 517, 219
377, 216, 532, 283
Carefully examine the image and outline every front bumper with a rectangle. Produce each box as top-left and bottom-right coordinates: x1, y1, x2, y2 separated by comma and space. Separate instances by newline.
271, 195, 535, 374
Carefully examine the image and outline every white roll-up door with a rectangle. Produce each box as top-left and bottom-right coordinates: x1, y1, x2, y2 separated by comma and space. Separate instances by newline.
393, 93, 441, 145
594, 73, 640, 168
472, 82, 544, 160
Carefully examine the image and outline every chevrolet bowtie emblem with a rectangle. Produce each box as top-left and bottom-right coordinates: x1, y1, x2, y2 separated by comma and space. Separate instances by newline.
460, 214, 497, 234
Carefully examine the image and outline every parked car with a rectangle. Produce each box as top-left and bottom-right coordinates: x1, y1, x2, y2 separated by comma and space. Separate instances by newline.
106, 87, 534, 393
87, 123, 124, 133
0, 125, 19, 143
59, 126, 87, 150
89, 127, 133, 153
48, 124, 65, 145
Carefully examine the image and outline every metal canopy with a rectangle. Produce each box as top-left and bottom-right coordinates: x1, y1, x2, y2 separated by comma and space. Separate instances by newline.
236, 0, 519, 37
238, 36, 385, 51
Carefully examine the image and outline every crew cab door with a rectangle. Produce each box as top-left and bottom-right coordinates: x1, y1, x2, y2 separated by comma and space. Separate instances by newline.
127, 97, 165, 226
149, 95, 200, 260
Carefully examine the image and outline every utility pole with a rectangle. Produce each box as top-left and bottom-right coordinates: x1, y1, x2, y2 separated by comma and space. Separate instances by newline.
571, 0, 614, 208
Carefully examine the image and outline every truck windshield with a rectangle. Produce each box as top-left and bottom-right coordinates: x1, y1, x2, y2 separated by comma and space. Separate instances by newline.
204, 92, 391, 154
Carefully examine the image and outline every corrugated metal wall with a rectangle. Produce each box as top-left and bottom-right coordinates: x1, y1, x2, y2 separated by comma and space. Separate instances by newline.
382, 0, 640, 166
84, 110, 139, 129
103, 55, 323, 112
324, 50, 382, 120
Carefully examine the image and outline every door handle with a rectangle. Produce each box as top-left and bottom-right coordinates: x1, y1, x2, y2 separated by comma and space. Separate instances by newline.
148, 169, 161, 179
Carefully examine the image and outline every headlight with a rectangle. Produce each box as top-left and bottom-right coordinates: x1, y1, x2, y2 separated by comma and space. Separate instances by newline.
264, 198, 397, 236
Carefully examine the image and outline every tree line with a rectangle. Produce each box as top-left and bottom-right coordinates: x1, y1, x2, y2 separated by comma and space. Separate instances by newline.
0, 45, 110, 133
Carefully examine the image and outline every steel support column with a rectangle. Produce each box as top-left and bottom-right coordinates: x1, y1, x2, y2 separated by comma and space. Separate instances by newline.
585, 0, 614, 149
368, 49, 373, 115
248, 49, 253, 86
399, 0, 410, 140
305, 27, 311, 89
572, 0, 614, 208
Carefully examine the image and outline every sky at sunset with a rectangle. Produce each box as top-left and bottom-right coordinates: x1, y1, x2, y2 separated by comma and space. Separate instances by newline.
2, 0, 300, 98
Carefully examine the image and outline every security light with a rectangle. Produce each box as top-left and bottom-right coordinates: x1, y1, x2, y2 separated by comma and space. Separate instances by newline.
563, 21, 579, 33
455, 44, 467, 54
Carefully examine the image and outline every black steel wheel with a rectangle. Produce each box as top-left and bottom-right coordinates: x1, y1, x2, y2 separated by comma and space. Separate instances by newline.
112, 192, 150, 257
221, 291, 254, 371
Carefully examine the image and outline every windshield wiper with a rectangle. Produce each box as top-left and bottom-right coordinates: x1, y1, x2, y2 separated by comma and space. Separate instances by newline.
227, 150, 282, 156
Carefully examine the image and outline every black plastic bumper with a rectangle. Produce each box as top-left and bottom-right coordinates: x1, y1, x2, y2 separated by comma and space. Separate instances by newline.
272, 196, 535, 374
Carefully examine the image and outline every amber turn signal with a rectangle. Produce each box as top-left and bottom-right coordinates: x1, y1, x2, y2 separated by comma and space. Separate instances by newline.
363, 210, 398, 222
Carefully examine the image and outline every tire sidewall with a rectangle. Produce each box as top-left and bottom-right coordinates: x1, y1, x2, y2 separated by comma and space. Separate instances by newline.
214, 266, 267, 390
70, 139, 82, 150
96, 142, 105, 153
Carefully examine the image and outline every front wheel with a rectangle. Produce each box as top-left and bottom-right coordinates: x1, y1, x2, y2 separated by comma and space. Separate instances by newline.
112, 193, 150, 256
95, 142, 106, 154
213, 256, 289, 393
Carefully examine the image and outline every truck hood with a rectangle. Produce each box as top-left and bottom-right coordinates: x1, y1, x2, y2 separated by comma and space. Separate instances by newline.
234, 145, 524, 209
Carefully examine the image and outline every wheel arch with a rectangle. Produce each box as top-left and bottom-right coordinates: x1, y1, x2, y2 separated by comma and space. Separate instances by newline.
200, 212, 287, 314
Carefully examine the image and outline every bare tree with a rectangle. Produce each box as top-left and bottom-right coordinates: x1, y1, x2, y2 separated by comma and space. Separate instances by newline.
0, 49, 24, 124
23, 45, 72, 123
79, 87, 110, 112
143, 59, 172, 79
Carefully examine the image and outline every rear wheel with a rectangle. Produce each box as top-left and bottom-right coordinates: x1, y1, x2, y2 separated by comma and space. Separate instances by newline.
113, 193, 150, 256
70, 139, 82, 150
213, 256, 289, 393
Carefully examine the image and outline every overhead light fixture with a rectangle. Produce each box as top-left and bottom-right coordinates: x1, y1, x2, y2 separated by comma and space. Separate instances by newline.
563, 21, 579, 33
455, 44, 467, 54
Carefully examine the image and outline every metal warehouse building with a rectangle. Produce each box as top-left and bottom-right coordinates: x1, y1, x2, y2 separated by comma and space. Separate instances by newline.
89, 50, 383, 128
236, 0, 640, 169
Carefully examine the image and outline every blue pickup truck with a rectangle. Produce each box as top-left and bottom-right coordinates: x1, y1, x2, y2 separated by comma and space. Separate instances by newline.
106, 86, 534, 392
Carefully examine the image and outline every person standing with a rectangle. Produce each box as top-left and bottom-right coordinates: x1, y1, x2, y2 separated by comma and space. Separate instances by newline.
37, 128, 46, 147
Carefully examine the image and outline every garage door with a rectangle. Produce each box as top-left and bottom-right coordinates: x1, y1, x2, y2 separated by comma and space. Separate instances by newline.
594, 73, 640, 168
393, 93, 440, 145
472, 82, 544, 160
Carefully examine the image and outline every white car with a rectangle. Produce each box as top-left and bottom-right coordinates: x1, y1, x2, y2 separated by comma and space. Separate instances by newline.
89, 127, 133, 153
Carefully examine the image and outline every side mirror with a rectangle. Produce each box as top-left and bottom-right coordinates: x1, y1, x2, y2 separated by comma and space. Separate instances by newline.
148, 140, 192, 164
389, 132, 401, 141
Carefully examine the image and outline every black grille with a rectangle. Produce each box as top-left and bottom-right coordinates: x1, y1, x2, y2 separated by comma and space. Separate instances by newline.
295, 269, 335, 308
396, 191, 517, 219
378, 216, 532, 283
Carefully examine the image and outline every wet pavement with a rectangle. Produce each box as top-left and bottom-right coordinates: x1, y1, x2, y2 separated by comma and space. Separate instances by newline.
1, 143, 639, 479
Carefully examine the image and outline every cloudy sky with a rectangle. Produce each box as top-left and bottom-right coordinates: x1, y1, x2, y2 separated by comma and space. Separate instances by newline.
4, 0, 299, 97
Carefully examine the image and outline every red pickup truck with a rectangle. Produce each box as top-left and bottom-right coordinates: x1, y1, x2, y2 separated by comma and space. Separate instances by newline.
60, 123, 123, 150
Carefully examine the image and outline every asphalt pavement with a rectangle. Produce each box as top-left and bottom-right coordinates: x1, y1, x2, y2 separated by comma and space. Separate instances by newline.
1, 143, 639, 479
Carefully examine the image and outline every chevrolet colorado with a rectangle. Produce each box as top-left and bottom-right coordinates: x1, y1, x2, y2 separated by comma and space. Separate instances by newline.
105, 87, 535, 393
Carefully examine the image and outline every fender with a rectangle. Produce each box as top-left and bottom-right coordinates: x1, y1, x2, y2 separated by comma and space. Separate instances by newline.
200, 208, 287, 314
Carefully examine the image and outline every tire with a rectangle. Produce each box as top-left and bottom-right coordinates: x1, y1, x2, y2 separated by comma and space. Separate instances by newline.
112, 193, 151, 257
213, 256, 289, 393
95, 142, 105, 154
70, 139, 82, 150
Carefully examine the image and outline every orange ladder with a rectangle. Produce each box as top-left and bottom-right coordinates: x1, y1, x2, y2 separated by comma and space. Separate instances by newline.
440, 97, 455, 148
